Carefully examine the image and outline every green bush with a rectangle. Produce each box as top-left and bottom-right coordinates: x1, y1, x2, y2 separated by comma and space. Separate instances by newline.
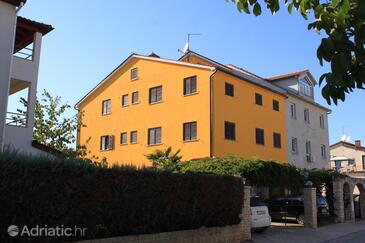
0, 151, 243, 242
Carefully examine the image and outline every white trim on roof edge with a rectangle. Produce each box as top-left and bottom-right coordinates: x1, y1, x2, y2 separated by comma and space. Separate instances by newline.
75, 54, 216, 108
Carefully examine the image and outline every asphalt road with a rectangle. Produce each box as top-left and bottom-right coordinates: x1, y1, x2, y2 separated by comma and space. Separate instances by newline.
252, 220, 365, 243
321, 229, 365, 243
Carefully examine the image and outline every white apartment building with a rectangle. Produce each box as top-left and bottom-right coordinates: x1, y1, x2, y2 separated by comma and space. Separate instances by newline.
268, 70, 331, 169
0, 0, 53, 155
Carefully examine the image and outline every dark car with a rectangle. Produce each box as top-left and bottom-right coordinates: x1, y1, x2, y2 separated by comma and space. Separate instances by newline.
267, 195, 329, 224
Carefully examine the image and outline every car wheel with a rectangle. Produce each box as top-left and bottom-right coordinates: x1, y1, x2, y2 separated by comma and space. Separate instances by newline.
254, 227, 268, 233
296, 214, 305, 225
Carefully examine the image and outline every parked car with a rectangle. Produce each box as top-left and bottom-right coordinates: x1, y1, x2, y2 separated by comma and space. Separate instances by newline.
267, 194, 329, 225
250, 197, 271, 233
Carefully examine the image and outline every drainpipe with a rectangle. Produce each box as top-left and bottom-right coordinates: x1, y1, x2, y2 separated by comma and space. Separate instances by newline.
209, 69, 217, 158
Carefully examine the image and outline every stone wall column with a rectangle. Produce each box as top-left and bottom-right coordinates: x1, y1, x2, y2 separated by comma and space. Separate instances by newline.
333, 180, 345, 223
359, 193, 365, 219
303, 187, 317, 228
239, 185, 251, 241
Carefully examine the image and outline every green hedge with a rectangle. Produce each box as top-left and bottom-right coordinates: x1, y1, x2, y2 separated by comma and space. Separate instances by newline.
0, 152, 243, 242
179, 156, 339, 191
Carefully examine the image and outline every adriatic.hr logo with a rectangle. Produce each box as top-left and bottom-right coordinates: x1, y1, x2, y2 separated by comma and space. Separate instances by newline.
6, 224, 87, 238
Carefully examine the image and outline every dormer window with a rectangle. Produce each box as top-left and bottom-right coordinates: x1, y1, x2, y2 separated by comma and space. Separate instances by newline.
299, 77, 312, 96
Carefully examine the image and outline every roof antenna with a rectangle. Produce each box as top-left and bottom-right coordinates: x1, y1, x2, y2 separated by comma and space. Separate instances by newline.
178, 33, 201, 54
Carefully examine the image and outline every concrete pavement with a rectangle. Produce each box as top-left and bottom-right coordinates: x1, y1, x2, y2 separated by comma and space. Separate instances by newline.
252, 220, 365, 243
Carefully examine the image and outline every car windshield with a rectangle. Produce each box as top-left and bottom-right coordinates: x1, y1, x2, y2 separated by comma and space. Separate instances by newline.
251, 197, 266, 206
317, 196, 327, 206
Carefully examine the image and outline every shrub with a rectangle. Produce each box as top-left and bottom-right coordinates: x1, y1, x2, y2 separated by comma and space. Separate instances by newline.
0, 151, 243, 242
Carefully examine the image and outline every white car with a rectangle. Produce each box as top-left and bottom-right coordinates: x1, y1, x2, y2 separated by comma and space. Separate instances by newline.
250, 197, 271, 233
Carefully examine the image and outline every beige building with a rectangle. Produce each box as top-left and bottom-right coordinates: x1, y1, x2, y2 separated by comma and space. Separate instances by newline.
267, 70, 331, 169
330, 140, 365, 173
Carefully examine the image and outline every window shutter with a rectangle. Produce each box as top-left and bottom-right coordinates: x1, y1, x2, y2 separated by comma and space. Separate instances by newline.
156, 128, 161, 144
157, 87, 162, 101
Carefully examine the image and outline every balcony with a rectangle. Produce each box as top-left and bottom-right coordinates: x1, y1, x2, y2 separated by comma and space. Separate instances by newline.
6, 111, 27, 127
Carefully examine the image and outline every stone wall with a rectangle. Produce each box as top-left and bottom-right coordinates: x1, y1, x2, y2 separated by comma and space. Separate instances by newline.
75, 186, 251, 243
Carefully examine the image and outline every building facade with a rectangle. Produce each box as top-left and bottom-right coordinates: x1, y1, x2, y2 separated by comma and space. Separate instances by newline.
0, 0, 53, 155
267, 70, 331, 169
330, 140, 365, 173
76, 51, 288, 166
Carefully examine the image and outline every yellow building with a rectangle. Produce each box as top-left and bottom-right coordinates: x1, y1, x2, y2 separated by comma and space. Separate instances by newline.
76, 51, 288, 166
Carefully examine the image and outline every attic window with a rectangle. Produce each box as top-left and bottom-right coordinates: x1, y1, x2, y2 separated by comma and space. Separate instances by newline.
299, 77, 312, 96
131, 68, 138, 81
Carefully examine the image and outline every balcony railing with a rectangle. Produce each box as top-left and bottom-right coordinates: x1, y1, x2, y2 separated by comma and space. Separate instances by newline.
13, 46, 34, 61
6, 112, 27, 127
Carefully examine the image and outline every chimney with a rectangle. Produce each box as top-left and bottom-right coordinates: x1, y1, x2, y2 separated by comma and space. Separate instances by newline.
148, 52, 160, 58
355, 140, 361, 150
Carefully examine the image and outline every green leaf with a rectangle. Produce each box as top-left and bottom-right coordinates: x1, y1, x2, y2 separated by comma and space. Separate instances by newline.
331, 52, 350, 75
253, 3, 261, 16
320, 38, 335, 62
287, 2, 294, 14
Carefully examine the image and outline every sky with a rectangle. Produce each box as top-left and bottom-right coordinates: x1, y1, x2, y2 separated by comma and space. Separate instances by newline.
13, 0, 364, 145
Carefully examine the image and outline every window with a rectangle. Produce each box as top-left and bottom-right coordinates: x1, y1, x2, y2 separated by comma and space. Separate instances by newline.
225, 121, 236, 140
130, 131, 137, 144
149, 86, 162, 104
362, 156, 365, 170
102, 99, 111, 115
335, 160, 342, 172
184, 76, 197, 95
299, 77, 312, 96
132, 91, 139, 104
148, 127, 161, 145
273, 133, 281, 148
292, 137, 298, 154
256, 128, 265, 145
320, 114, 325, 129
306, 141, 312, 162
348, 159, 356, 166
131, 68, 138, 80
183, 122, 197, 141
304, 108, 310, 123
120, 132, 127, 145
273, 100, 280, 111
290, 102, 297, 119
100, 135, 114, 151
122, 94, 128, 107
255, 93, 263, 106
321, 144, 326, 159
225, 82, 234, 97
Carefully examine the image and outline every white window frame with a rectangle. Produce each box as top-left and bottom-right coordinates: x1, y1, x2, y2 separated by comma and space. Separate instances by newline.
299, 77, 312, 96
102, 99, 111, 115
131, 68, 138, 81
292, 137, 298, 154
120, 132, 127, 145
304, 108, 310, 124
290, 102, 297, 119
101, 135, 114, 151
122, 94, 129, 107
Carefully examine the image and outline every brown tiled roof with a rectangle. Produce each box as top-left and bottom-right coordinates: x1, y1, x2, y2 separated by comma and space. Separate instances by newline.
14, 16, 53, 53
330, 141, 365, 151
2, 0, 26, 6
267, 70, 309, 81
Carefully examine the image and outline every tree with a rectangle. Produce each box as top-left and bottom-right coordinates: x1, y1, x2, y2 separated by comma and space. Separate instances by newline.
146, 146, 182, 171
17, 90, 107, 165
228, 0, 365, 104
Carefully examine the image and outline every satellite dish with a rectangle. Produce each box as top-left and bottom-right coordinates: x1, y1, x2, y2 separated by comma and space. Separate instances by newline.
183, 42, 189, 54
346, 136, 351, 142
341, 135, 346, 141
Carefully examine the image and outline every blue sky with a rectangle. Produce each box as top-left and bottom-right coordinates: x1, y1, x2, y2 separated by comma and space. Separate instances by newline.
15, 0, 364, 144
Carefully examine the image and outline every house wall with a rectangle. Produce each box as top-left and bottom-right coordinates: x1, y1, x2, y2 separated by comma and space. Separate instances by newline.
0, 1, 17, 151
183, 55, 288, 162
78, 58, 214, 166
285, 95, 330, 169
211, 71, 288, 162
331, 145, 365, 172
